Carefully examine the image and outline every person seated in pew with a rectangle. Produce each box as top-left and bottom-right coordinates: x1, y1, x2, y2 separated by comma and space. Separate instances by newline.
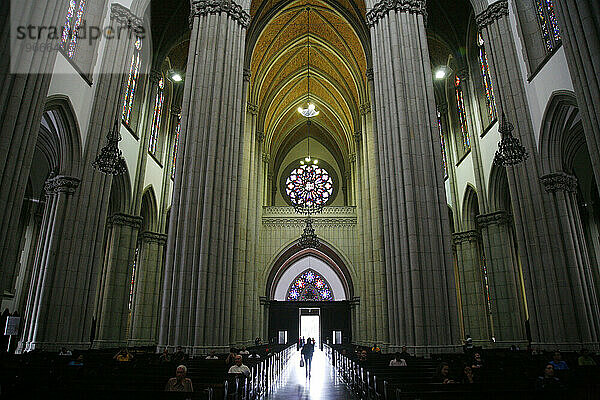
398, 345, 411, 359
239, 346, 250, 355
549, 351, 569, 370
226, 348, 238, 366
172, 346, 189, 364
371, 343, 381, 353
461, 365, 475, 384
159, 348, 171, 363
248, 351, 261, 359
358, 350, 368, 362
534, 363, 564, 392
228, 355, 251, 378
165, 364, 194, 392
255, 337, 262, 346
389, 352, 407, 367
577, 348, 597, 366
113, 348, 133, 362
433, 362, 456, 384
205, 350, 219, 360
58, 347, 72, 356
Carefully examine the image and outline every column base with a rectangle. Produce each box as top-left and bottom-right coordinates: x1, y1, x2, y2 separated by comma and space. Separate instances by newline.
17, 340, 92, 353
91, 339, 128, 349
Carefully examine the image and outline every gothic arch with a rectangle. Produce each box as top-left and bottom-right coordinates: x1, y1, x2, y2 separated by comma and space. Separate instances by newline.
539, 90, 585, 175
462, 184, 479, 230
141, 186, 158, 231
488, 163, 511, 213
266, 240, 354, 301
108, 162, 132, 216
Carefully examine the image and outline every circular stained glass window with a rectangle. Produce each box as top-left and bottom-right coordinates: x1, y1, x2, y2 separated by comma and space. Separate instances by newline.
286, 269, 334, 301
285, 164, 334, 210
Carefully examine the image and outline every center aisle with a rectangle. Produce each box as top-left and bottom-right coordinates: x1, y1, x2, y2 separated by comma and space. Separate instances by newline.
264, 348, 358, 399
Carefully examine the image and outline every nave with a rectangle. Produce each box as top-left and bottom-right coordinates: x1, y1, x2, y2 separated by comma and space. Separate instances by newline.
265, 348, 357, 400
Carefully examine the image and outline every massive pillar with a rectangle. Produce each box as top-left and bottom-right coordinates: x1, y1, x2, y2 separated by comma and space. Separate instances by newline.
129, 231, 167, 347
0, 0, 68, 297
551, 1, 600, 187
477, 211, 526, 344
158, 0, 249, 353
18, 4, 144, 351
366, 0, 459, 352
477, 0, 600, 348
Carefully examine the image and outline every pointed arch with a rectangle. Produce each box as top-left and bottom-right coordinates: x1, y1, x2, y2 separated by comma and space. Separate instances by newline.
108, 161, 132, 217
488, 164, 512, 213
462, 184, 480, 230
141, 186, 158, 232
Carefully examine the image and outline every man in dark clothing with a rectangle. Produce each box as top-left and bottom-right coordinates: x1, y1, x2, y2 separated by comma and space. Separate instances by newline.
535, 364, 565, 391
301, 337, 315, 377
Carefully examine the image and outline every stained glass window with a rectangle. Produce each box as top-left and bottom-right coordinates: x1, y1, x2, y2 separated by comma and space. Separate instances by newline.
286, 269, 334, 301
285, 164, 334, 209
171, 117, 181, 179
477, 34, 497, 122
149, 78, 165, 155
62, 0, 86, 58
437, 111, 448, 178
122, 38, 143, 125
535, 0, 561, 52
128, 247, 139, 310
455, 76, 470, 153
482, 256, 492, 316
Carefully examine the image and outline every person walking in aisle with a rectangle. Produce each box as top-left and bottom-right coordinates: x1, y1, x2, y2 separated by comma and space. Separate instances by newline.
301, 337, 315, 377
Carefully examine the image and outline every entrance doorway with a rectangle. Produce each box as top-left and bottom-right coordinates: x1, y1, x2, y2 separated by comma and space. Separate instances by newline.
299, 308, 320, 347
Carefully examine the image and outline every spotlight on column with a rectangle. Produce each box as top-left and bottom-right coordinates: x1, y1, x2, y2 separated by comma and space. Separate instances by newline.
168, 69, 184, 83
434, 67, 449, 80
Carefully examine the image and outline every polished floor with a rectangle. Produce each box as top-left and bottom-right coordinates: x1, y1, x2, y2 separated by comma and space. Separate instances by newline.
264, 348, 358, 399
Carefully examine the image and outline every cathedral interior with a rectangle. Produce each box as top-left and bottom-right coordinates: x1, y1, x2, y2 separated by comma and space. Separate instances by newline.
1, 0, 600, 364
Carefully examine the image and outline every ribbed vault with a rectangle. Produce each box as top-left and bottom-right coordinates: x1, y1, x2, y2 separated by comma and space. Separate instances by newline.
248, 0, 368, 164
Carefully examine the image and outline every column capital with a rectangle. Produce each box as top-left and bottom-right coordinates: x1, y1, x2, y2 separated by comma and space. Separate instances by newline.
262, 152, 270, 164
257, 131, 265, 143
354, 131, 362, 142
139, 231, 168, 245
540, 172, 578, 193
247, 102, 258, 115
243, 68, 252, 82
44, 175, 81, 195
452, 230, 480, 244
476, 0, 508, 30
360, 102, 371, 115
190, 0, 250, 29
437, 102, 448, 115
366, 0, 426, 28
108, 213, 143, 229
365, 68, 374, 81
171, 105, 182, 116
349, 153, 357, 164
476, 210, 510, 227
110, 3, 144, 34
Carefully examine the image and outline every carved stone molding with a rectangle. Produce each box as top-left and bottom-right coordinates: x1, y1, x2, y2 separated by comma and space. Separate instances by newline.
150, 69, 162, 84
365, 68, 374, 81
349, 153, 357, 164
476, 0, 509, 30
110, 3, 144, 33
108, 213, 143, 229
437, 102, 448, 115
452, 230, 480, 245
139, 231, 168, 245
263, 206, 356, 216
476, 211, 510, 227
243, 68, 252, 82
366, 0, 427, 28
540, 172, 578, 193
247, 102, 258, 115
456, 68, 469, 81
262, 217, 357, 228
44, 175, 80, 196
171, 105, 182, 116
262, 152, 270, 164
190, 0, 251, 29
257, 131, 265, 143
354, 131, 362, 142
360, 102, 371, 115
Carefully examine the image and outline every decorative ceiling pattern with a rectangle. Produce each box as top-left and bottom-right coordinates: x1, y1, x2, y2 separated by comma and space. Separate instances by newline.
249, 0, 368, 163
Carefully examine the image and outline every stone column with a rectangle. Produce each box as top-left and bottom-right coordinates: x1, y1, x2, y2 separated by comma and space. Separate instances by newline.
477, 211, 526, 344
367, 0, 459, 351
19, 175, 80, 352
94, 214, 142, 348
129, 231, 167, 347
19, 4, 144, 351
551, 1, 600, 187
0, 0, 69, 296
540, 173, 600, 343
477, 0, 600, 348
453, 230, 490, 343
437, 103, 460, 230
158, 0, 249, 354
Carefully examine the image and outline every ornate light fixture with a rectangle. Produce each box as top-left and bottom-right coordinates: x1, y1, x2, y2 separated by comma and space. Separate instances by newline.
298, 217, 321, 249
493, 112, 528, 167
93, 120, 126, 175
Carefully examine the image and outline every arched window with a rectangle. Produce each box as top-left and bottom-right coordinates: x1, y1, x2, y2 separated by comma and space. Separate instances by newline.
477, 33, 497, 125
286, 269, 334, 301
285, 164, 334, 209
122, 38, 143, 125
437, 111, 448, 178
455, 75, 470, 153
148, 78, 165, 155
62, 0, 86, 58
171, 117, 181, 179
535, 0, 561, 52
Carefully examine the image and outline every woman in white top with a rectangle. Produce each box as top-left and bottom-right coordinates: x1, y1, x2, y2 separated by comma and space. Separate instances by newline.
389, 352, 407, 367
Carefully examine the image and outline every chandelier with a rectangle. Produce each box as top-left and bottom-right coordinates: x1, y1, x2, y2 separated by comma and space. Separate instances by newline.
93, 120, 126, 175
298, 217, 321, 249
493, 112, 528, 167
